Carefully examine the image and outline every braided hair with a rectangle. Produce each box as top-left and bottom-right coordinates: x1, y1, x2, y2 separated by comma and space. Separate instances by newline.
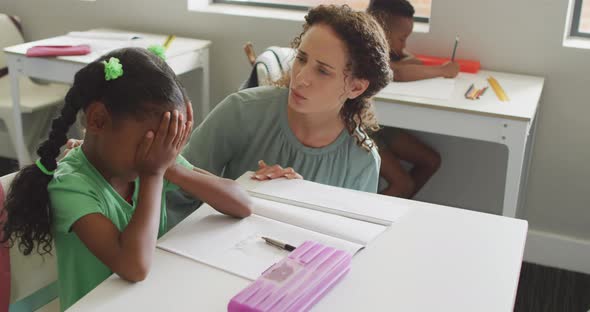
1, 47, 186, 255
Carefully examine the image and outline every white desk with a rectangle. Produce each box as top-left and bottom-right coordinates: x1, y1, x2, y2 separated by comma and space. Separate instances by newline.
68, 192, 528, 311
374, 70, 544, 218
4, 29, 211, 167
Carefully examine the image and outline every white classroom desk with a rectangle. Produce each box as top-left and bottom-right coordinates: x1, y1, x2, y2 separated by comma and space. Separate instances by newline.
68, 179, 528, 312
4, 29, 211, 167
374, 70, 544, 218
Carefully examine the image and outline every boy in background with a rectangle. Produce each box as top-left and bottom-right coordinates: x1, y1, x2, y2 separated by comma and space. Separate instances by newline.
368, 0, 459, 198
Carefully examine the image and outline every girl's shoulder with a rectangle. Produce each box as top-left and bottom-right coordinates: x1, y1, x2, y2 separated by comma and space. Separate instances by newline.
49, 148, 103, 192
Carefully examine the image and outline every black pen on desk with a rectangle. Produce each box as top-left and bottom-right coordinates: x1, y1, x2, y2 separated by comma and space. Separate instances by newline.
451, 35, 459, 62
262, 236, 296, 252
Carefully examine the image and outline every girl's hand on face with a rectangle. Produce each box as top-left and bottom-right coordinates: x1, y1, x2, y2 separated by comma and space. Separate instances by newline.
136, 110, 189, 176
252, 160, 303, 181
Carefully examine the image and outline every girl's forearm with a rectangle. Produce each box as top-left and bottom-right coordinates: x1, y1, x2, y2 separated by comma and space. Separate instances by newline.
167, 165, 252, 218
118, 174, 163, 280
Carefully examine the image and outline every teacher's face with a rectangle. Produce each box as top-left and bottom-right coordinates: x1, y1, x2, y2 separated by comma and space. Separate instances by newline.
289, 24, 359, 115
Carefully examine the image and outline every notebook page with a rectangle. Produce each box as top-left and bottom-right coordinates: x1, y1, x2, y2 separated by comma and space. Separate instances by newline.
251, 197, 386, 246
249, 177, 409, 226
157, 205, 363, 281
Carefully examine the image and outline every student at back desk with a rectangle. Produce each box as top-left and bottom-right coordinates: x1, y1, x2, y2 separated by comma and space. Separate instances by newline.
367, 0, 459, 198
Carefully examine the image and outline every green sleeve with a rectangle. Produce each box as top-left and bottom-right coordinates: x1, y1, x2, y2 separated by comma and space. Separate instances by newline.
49, 175, 104, 233
182, 93, 247, 176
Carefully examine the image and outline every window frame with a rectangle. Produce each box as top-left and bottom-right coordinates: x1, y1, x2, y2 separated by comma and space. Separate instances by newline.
571, 0, 590, 38
212, 0, 430, 23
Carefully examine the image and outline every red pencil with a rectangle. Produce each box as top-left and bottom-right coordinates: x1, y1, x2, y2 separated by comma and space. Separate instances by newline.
479, 86, 488, 98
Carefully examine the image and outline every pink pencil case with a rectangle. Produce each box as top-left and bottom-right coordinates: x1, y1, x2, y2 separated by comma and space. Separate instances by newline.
228, 241, 352, 312
25, 45, 91, 57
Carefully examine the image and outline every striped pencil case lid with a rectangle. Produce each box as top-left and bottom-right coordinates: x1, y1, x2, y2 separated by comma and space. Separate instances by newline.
228, 241, 352, 312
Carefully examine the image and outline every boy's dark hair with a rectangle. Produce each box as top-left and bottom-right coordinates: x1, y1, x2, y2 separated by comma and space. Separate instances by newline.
0, 47, 186, 255
367, 0, 415, 19
291, 4, 392, 150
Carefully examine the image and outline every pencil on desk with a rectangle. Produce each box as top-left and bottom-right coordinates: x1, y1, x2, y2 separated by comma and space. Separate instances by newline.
464, 83, 474, 98
163, 35, 176, 50
477, 86, 488, 98
487, 76, 509, 101
467, 88, 477, 100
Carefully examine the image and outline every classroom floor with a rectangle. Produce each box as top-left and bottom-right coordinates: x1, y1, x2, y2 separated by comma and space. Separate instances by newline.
0, 157, 588, 311
515, 262, 590, 312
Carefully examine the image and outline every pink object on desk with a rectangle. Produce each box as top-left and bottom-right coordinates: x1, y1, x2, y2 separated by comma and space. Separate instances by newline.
0, 183, 10, 312
228, 241, 352, 312
25, 44, 91, 57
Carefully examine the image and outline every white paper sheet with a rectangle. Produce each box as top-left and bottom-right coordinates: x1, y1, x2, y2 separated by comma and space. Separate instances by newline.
157, 206, 363, 281
380, 77, 456, 100
251, 197, 386, 245
250, 178, 409, 226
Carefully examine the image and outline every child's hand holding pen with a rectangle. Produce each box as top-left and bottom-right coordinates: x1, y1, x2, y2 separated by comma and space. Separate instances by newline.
441, 62, 460, 78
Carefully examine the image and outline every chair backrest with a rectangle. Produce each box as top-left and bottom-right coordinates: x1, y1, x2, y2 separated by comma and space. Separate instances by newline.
0, 172, 58, 310
0, 14, 25, 73
240, 46, 295, 90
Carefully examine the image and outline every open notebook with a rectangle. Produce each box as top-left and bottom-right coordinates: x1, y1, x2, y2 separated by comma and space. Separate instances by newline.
157, 172, 410, 280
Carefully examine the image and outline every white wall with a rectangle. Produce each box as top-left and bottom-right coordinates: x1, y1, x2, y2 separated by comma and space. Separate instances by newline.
2, 0, 589, 271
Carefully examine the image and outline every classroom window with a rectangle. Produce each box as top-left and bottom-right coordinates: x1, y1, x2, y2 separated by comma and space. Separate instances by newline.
212, 0, 432, 22
571, 0, 590, 37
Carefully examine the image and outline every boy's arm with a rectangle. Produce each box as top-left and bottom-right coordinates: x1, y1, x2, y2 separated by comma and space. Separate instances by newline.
391, 61, 459, 82
399, 50, 423, 65
398, 56, 423, 65
165, 164, 253, 218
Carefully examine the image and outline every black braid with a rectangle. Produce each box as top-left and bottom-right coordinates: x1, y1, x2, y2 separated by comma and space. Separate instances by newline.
1, 86, 82, 255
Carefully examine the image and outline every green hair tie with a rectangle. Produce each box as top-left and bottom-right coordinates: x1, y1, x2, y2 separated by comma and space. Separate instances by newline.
102, 57, 123, 81
148, 45, 166, 60
36, 159, 55, 176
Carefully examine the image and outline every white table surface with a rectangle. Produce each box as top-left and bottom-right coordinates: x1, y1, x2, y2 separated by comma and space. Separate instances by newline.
374, 70, 545, 218
69, 188, 528, 312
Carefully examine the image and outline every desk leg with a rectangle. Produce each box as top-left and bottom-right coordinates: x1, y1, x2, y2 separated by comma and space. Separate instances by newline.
8, 69, 32, 167
515, 111, 539, 219
200, 49, 210, 121
502, 121, 529, 218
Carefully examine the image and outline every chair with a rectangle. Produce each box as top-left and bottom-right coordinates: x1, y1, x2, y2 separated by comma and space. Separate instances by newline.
0, 14, 69, 160
240, 43, 295, 90
1, 172, 59, 312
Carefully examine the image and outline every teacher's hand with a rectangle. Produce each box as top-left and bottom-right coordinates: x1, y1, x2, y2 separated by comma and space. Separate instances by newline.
252, 160, 303, 180
62, 138, 84, 158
